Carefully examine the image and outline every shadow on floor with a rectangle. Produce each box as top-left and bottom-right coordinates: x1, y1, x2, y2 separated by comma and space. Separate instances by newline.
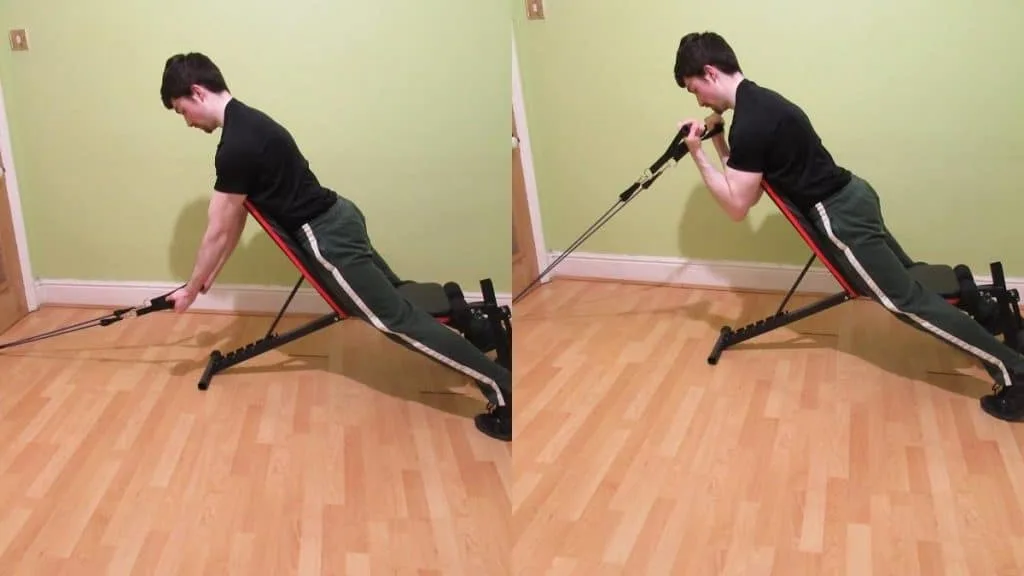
0, 307, 494, 421
515, 278, 997, 400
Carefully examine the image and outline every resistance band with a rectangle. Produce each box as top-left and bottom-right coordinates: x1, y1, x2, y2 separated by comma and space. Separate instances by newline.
0, 284, 183, 352
512, 121, 725, 305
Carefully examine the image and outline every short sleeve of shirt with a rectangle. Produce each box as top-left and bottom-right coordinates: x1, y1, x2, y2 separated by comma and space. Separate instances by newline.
213, 140, 251, 195
726, 117, 772, 174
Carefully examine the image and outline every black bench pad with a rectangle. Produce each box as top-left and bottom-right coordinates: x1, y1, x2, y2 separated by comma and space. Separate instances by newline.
908, 263, 960, 299
396, 281, 451, 317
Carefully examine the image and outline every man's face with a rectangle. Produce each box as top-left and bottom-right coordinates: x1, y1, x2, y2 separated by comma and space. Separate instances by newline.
171, 93, 216, 133
683, 74, 724, 114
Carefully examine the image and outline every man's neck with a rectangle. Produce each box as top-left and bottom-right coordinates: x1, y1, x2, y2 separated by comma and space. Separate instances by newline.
208, 92, 234, 128
719, 73, 745, 110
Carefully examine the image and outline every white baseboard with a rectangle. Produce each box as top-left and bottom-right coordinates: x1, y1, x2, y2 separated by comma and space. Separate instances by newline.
34, 252, 1023, 314
546, 251, 1024, 295
35, 279, 511, 315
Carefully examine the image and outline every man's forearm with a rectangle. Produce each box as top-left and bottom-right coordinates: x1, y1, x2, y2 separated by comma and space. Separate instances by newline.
690, 146, 744, 221
202, 214, 245, 290
187, 226, 235, 293
710, 133, 730, 167
202, 233, 241, 290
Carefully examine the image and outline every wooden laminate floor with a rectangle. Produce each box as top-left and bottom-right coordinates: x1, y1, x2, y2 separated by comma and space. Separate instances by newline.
512, 279, 1024, 575
6, 279, 1024, 575
0, 305, 509, 575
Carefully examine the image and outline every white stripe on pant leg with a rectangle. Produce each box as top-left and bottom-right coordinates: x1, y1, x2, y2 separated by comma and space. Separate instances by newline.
300, 224, 506, 406
814, 204, 1013, 388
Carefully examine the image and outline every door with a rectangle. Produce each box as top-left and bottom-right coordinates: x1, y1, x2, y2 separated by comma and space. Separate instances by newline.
0, 149, 28, 335
512, 110, 539, 297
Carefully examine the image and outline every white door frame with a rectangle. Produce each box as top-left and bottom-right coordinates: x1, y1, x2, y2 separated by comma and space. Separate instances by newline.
0, 76, 38, 311
512, 29, 548, 283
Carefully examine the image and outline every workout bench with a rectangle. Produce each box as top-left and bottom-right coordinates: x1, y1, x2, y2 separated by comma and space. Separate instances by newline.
196, 199, 512, 390
707, 182, 1024, 364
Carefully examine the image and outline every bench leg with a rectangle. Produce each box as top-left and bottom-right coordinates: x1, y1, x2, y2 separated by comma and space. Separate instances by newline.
198, 312, 340, 390
708, 291, 851, 365
197, 275, 341, 390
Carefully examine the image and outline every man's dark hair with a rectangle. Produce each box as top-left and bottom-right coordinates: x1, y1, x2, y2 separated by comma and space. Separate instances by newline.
674, 32, 742, 88
160, 52, 229, 109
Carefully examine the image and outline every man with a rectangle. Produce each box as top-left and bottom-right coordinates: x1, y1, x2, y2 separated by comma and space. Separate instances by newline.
672, 31, 1024, 421
159, 52, 511, 441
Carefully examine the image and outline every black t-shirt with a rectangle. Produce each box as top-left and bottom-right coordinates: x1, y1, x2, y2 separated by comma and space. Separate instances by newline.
727, 79, 851, 212
214, 98, 337, 231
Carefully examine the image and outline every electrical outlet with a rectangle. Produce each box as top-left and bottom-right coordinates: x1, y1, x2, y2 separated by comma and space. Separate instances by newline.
526, 0, 545, 20
9, 29, 27, 51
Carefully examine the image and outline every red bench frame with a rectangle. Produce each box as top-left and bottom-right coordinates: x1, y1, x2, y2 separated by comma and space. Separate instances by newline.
706, 180, 1020, 364
196, 199, 510, 390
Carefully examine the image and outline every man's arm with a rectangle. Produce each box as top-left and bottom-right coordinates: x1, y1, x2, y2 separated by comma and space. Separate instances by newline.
689, 145, 764, 221
200, 203, 247, 292
186, 191, 248, 294
710, 131, 730, 168
703, 114, 730, 168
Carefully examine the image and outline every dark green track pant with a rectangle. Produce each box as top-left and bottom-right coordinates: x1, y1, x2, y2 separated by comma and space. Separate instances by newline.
294, 195, 511, 408
807, 174, 1024, 389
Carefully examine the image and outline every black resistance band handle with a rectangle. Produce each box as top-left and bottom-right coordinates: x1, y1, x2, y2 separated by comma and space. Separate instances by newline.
619, 121, 725, 202
142, 293, 176, 314
99, 292, 176, 325
668, 121, 725, 160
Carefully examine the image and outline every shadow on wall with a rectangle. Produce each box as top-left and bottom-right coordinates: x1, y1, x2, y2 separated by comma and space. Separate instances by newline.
168, 197, 300, 287
676, 183, 814, 266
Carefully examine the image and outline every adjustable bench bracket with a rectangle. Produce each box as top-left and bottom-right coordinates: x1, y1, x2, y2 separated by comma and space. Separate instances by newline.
479, 278, 512, 370
707, 253, 852, 365
198, 275, 340, 390
441, 277, 512, 371
966, 261, 1023, 353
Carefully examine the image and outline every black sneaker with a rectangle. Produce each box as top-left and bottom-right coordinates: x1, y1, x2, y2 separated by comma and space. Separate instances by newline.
474, 403, 511, 442
980, 382, 1024, 421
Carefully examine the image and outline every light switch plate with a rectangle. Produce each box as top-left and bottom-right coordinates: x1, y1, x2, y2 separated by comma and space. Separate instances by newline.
526, 0, 545, 20
9, 29, 27, 51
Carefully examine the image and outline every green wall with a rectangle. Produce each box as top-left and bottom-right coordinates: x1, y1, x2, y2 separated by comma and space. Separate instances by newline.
514, 0, 1024, 276
0, 0, 511, 293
